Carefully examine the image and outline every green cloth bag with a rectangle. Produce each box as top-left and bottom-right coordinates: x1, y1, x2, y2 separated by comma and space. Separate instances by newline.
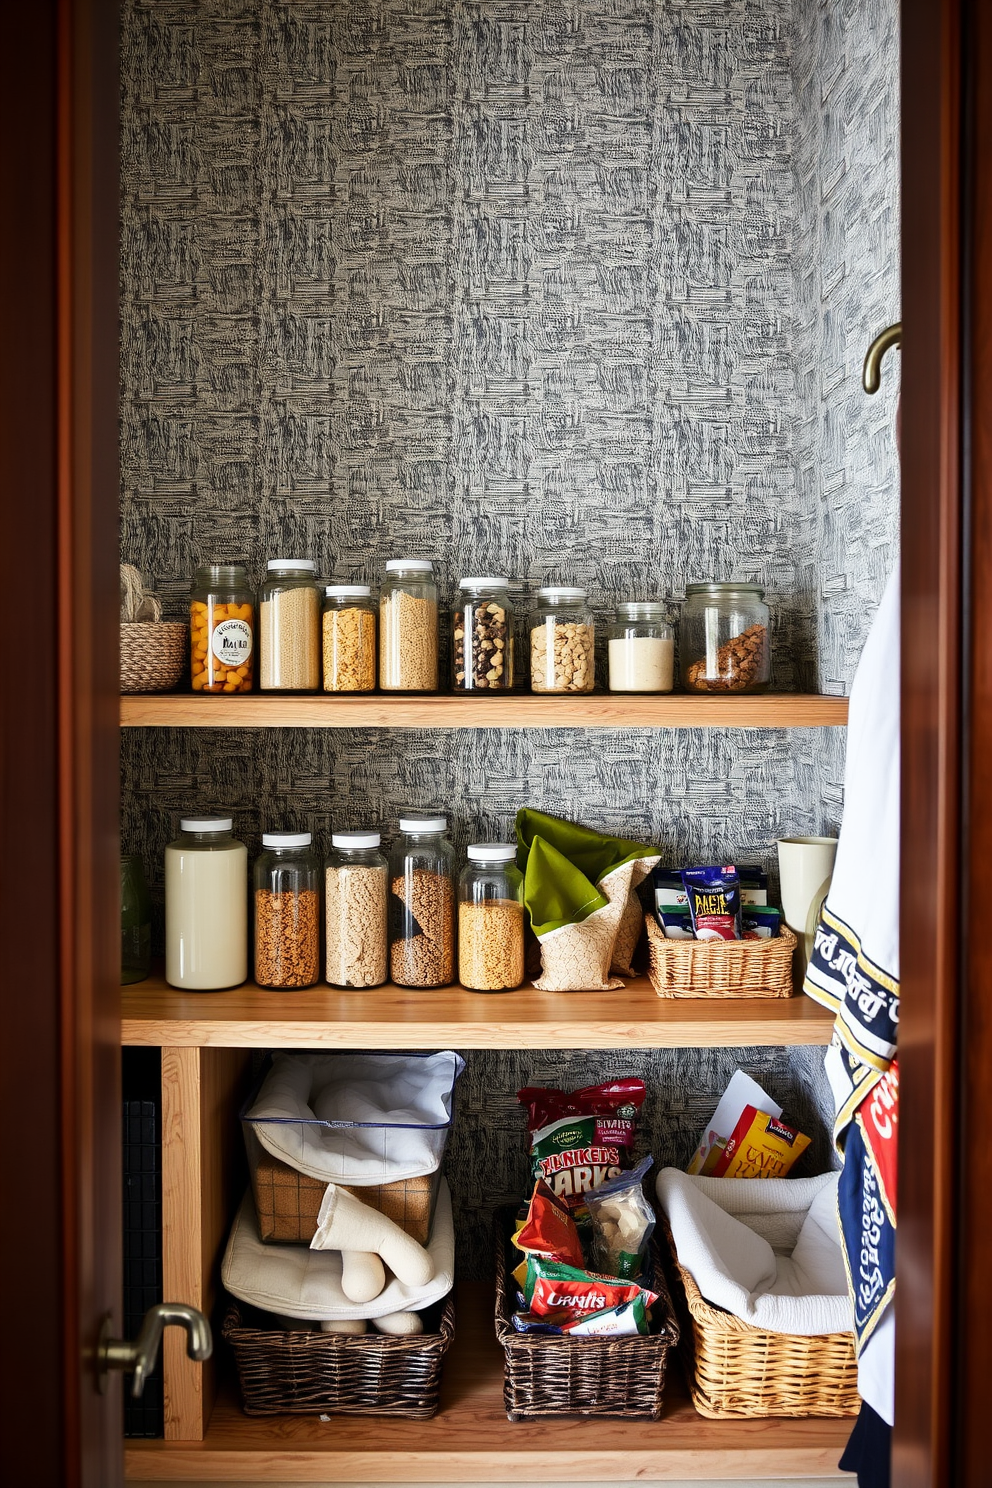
516, 808, 656, 881
521, 835, 607, 938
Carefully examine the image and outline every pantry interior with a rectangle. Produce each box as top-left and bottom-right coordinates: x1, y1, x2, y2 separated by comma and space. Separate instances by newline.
118, 0, 900, 1480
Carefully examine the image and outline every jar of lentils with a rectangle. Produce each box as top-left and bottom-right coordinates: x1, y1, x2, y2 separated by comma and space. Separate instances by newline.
681, 582, 770, 694
189, 563, 255, 694
452, 578, 513, 691
379, 560, 439, 692
325, 831, 388, 988
323, 584, 377, 693
389, 816, 455, 988
530, 587, 595, 693
253, 832, 321, 989
458, 844, 525, 992
258, 559, 322, 692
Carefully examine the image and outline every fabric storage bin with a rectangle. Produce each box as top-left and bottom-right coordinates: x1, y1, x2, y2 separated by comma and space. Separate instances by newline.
249, 1144, 440, 1245
222, 1295, 455, 1418
645, 913, 796, 998
493, 1211, 679, 1420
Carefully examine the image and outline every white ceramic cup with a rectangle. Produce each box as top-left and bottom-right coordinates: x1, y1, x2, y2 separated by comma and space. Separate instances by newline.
776, 837, 838, 940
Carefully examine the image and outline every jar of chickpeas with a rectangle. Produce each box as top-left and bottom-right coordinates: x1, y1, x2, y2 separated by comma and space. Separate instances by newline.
189, 564, 255, 694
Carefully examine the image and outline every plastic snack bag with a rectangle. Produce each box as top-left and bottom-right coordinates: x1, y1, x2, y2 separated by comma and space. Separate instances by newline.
518, 1079, 646, 1212
512, 1180, 586, 1269
586, 1155, 656, 1279
523, 1254, 659, 1322
681, 865, 742, 940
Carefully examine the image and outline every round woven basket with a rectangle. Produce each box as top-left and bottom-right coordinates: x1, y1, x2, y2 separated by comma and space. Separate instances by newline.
120, 621, 187, 693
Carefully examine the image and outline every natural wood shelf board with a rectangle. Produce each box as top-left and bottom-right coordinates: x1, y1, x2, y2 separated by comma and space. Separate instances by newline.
122, 974, 834, 1050
120, 691, 849, 730
124, 1284, 850, 1482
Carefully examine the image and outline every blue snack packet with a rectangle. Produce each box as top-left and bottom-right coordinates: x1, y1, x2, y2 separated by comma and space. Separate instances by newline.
681, 865, 742, 941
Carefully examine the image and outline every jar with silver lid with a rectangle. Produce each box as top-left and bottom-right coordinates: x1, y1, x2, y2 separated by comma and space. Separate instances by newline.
607, 602, 674, 693
379, 559, 439, 692
681, 582, 770, 693
259, 559, 322, 692
530, 587, 595, 693
452, 577, 513, 691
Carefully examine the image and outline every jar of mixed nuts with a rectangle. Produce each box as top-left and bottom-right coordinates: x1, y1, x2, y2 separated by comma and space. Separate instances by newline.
681, 582, 770, 694
189, 564, 255, 694
607, 602, 675, 693
253, 832, 321, 989
458, 844, 525, 992
325, 831, 388, 988
323, 585, 377, 693
530, 587, 595, 693
379, 560, 439, 692
389, 816, 455, 988
258, 559, 322, 692
452, 578, 513, 691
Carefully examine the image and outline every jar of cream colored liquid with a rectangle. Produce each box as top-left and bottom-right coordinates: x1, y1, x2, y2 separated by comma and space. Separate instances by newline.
165, 816, 248, 990
607, 603, 674, 692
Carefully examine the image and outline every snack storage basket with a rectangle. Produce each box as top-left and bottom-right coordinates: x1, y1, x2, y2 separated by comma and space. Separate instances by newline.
494, 1212, 679, 1420
645, 914, 797, 999
660, 1218, 859, 1418
222, 1296, 455, 1418
120, 620, 187, 692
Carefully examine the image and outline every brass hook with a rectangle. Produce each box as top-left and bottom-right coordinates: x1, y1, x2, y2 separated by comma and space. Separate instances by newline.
863, 323, 902, 394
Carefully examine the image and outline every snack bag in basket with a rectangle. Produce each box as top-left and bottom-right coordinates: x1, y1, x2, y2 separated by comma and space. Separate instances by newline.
513, 1179, 586, 1269
586, 1155, 656, 1279
518, 1079, 646, 1213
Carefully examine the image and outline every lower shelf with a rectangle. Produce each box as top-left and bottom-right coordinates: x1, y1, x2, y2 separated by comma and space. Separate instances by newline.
124, 1283, 853, 1482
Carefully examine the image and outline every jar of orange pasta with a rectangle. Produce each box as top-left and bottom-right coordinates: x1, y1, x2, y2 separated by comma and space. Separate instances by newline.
189, 564, 255, 693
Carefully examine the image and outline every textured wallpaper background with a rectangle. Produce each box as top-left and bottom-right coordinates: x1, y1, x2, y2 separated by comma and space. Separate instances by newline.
120, 0, 900, 1276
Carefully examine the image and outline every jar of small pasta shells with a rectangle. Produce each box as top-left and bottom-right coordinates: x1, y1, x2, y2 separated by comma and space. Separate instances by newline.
322, 585, 377, 693
379, 560, 439, 692
529, 587, 595, 693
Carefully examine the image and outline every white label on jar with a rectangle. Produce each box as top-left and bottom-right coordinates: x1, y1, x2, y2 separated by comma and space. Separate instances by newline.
211, 617, 252, 666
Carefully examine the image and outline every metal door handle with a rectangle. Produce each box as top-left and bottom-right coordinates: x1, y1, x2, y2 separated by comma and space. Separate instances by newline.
98, 1303, 212, 1396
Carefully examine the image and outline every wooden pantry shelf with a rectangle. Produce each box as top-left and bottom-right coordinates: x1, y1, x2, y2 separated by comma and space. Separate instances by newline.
124, 1283, 850, 1482
119, 691, 848, 729
121, 973, 834, 1050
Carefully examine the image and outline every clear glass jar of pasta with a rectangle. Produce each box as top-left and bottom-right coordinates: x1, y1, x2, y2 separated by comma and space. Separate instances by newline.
253, 832, 321, 989
325, 831, 388, 988
681, 582, 770, 693
379, 560, 439, 692
322, 585, 377, 693
189, 564, 254, 694
458, 844, 525, 992
530, 587, 595, 693
389, 816, 455, 987
258, 559, 322, 692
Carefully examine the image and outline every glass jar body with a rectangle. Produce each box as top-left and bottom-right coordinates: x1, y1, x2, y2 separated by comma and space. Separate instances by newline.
121, 853, 151, 985
259, 566, 322, 692
681, 584, 770, 694
530, 594, 595, 693
388, 831, 455, 987
322, 592, 377, 693
452, 583, 513, 691
457, 858, 525, 992
253, 845, 322, 989
165, 828, 248, 989
506, 581, 528, 690
189, 564, 255, 694
379, 568, 439, 692
325, 845, 388, 987
607, 605, 675, 693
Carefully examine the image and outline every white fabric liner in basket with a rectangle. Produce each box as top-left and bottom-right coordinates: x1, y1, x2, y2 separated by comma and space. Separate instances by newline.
244, 1051, 463, 1184
656, 1167, 853, 1337
222, 1179, 455, 1322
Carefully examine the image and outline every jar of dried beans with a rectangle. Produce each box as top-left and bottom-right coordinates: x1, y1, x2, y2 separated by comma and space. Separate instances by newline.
379, 559, 439, 692
325, 831, 388, 988
389, 816, 455, 988
253, 832, 321, 989
259, 559, 322, 692
165, 817, 248, 990
189, 564, 255, 694
530, 587, 595, 693
322, 585, 377, 693
452, 578, 513, 691
681, 582, 770, 694
458, 844, 525, 992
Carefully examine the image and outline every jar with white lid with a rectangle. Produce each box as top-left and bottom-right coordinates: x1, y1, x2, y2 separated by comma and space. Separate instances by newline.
530, 587, 595, 693
165, 817, 247, 990
389, 815, 455, 987
379, 559, 438, 692
325, 831, 388, 988
322, 584, 377, 693
458, 844, 525, 992
259, 559, 322, 692
607, 603, 674, 693
681, 582, 770, 693
452, 577, 513, 691
253, 831, 321, 989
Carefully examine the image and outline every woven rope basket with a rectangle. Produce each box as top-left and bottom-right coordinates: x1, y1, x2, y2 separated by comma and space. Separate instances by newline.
120, 620, 187, 693
661, 1219, 860, 1419
222, 1296, 455, 1418
645, 913, 796, 999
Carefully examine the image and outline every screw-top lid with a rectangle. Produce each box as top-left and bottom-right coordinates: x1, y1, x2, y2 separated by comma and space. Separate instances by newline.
267, 558, 316, 572
616, 601, 669, 620
685, 581, 765, 597
466, 843, 517, 861
459, 576, 508, 589
181, 816, 233, 833
325, 583, 372, 597
399, 815, 447, 833
537, 586, 587, 600
385, 558, 433, 573
332, 831, 381, 849
261, 832, 312, 848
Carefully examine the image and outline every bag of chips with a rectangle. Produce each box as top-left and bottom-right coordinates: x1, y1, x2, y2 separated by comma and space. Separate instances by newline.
682, 865, 742, 940
518, 1079, 646, 1212
523, 1254, 659, 1323
512, 1180, 585, 1269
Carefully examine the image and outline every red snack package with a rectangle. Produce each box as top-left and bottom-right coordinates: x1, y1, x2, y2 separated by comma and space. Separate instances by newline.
513, 1180, 586, 1269
524, 1255, 659, 1323
517, 1079, 646, 1210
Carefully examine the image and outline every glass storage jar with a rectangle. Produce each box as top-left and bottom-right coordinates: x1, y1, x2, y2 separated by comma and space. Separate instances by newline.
389, 815, 455, 988
452, 578, 513, 692
530, 587, 595, 693
457, 844, 525, 992
165, 817, 248, 990
322, 584, 377, 693
253, 831, 321, 989
607, 602, 675, 693
121, 853, 151, 985
681, 582, 770, 694
259, 559, 322, 692
506, 580, 528, 690
379, 559, 438, 692
189, 564, 255, 694
325, 831, 388, 988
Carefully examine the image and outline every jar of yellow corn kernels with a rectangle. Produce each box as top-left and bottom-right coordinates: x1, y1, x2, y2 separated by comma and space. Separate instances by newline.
189, 564, 255, 694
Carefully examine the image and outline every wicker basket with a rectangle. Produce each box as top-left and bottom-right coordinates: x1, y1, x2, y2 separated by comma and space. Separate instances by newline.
120, 621, 187, 693
645, 913, 796, 999
661, 1218, 859, 1418
222, 1296, 455, 1418
494, 1212, 679, 1420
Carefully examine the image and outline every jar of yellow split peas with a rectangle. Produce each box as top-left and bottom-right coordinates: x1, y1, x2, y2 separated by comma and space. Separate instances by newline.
189, 564, 255, 694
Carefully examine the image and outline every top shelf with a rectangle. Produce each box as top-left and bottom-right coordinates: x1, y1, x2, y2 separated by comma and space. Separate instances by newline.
120, 692, 848, 730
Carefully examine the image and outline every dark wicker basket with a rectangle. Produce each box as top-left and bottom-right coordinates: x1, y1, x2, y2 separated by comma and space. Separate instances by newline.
494, 1212, 679, 1420
222, 1296, 455, 1418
